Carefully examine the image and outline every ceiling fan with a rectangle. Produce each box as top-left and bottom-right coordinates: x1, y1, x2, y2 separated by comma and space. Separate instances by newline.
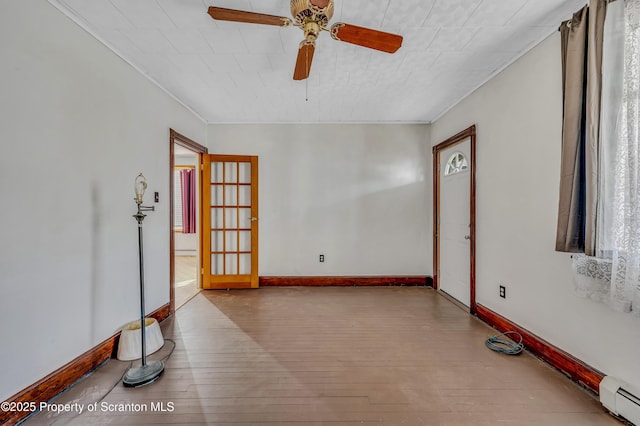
207, 0, 403, 80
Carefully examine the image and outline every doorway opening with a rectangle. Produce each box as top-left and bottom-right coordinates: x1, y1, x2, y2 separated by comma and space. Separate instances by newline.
432, 125, 477, 314
170, 129, 208, 313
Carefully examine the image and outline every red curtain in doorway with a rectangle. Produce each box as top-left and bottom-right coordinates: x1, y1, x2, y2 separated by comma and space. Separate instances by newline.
180, 168, 196, 233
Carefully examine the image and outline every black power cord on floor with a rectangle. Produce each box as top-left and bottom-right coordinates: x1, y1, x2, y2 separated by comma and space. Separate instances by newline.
103, 338, 177, 398
485, 331, 524, 355
47, 338, 177, 425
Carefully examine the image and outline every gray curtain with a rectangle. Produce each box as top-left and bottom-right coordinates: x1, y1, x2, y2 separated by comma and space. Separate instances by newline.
555, 0, 609, 255
585, 0, 609, 255
556, 5, 588, 253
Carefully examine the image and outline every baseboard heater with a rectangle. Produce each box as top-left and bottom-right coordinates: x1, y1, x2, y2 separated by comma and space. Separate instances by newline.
600, 376, 640, 425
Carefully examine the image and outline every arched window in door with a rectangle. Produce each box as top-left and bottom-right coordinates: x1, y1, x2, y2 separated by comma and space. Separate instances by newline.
444, 152, 469, 176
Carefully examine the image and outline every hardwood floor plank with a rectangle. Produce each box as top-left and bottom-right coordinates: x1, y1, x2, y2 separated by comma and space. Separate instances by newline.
22, 287, 620, 425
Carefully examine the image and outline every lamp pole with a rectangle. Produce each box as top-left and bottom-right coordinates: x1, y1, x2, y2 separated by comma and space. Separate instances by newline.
123, 173, 165, 387
134, 208, 149, 367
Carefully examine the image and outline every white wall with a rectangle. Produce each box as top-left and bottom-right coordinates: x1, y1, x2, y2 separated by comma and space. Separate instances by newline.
432, 33, 640, 390
207, 124, 432, 276
0, 1, 205, 401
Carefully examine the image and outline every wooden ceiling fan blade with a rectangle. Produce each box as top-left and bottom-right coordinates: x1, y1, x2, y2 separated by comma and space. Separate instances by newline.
207, 6, 291, 27
293, 42, 315, 80
330, 23, 403, 53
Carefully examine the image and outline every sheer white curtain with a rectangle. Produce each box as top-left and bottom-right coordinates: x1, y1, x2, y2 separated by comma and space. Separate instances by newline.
575, 0, 640, 316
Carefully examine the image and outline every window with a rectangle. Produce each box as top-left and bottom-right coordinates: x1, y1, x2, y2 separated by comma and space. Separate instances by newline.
571, 0, 640, 316
444, 152, 469, 176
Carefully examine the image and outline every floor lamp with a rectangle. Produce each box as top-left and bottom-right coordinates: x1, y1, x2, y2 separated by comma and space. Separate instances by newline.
122, 173, 165, 387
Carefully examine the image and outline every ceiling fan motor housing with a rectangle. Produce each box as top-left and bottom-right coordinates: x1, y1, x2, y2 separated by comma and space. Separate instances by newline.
290, 0, 334, 28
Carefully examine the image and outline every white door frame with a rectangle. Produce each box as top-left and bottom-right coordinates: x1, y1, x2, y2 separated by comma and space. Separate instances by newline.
432, 125, 477, 314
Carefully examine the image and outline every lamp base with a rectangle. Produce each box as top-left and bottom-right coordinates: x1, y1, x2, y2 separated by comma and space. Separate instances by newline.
122, 360, 165, 387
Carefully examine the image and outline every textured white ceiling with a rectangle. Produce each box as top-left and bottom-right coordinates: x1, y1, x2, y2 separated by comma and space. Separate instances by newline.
50, 0, 585, 123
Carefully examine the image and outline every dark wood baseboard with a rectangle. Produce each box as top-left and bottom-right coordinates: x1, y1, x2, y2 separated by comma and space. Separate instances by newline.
148, 303, 171, 327
260, 276, 432, 287
475, 304, 604, 394
1, 303, 171, 426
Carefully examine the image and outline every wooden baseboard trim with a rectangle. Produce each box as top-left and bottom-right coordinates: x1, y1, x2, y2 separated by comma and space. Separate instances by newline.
1, 303, 171, 426
476, 304, 604, 394
148, 303, 171, 326
260, 276, 432, 287
1, 338, 116, 425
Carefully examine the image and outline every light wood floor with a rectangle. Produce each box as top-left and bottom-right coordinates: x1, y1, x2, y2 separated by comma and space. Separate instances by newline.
24, 287, 620, 425
174, 255, 199, 309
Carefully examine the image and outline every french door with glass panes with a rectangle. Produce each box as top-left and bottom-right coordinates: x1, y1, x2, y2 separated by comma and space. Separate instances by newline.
202, 155, 258, 289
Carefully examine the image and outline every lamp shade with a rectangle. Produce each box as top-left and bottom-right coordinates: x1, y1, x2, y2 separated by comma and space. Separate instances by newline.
117, 318, 164, 361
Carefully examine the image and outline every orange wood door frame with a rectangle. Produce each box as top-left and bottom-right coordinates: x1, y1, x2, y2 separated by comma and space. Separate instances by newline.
169, 129, 208, 314
432, 125, 477, 314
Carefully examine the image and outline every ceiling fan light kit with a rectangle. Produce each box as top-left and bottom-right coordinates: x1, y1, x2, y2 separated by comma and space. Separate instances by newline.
291, 0, 334, 27
207, 0, 403, 80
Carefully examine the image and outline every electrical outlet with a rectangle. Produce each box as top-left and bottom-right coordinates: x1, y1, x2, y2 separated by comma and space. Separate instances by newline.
319, 254, 324, 263
499, 285, 506, 298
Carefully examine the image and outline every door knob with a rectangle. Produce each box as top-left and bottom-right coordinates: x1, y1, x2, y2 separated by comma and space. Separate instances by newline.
249, 217, 259, 222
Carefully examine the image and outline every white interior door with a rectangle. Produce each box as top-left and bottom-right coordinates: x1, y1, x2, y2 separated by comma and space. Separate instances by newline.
439, 139, 471, 306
